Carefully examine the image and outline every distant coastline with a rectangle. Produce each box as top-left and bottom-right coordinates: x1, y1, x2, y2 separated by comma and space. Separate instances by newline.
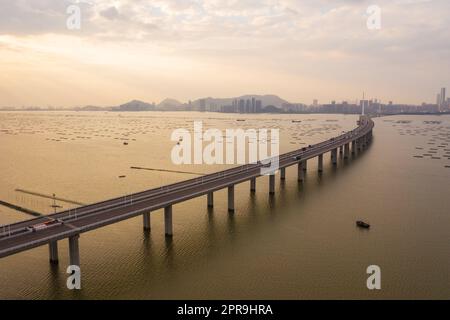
1, 93, 449, 116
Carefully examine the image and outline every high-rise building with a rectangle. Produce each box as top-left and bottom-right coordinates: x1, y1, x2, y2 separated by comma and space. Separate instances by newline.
199, 99, 206, 112
239, 99, 245, 113
360, 100, 369, 115
245, 99, 250, 113
255, 100, 262, 113
440, 88, 446, 111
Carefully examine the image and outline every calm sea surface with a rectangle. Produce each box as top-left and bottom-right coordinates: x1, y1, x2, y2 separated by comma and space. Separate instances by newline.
0, 111, 449, 299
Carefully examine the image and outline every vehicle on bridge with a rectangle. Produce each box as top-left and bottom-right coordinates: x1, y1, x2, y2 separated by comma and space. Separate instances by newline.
27, 219, 64, 232
293, 155, 302, 161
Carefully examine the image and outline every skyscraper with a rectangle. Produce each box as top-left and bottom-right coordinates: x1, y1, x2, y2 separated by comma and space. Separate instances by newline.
245, 99, 251, 113
199, 99, 206, 112
239, 99, 245, 113
440, 88, 446, 111
255, 100, 262, 113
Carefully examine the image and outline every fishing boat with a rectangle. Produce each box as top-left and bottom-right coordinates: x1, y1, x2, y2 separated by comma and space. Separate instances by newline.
356, 221, 370, 229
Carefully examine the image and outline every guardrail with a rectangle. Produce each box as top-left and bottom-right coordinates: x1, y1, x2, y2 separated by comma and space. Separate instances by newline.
0, 117, 374, 239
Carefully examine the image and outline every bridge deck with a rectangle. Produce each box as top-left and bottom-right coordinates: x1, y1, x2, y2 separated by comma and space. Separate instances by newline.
0, 117, 374, 259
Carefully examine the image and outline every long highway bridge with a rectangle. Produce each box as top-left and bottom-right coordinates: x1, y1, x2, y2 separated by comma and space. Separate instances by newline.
0, 116, 374, 268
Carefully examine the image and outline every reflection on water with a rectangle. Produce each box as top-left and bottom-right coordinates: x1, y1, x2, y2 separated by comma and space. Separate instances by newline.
0, 112, 449, 299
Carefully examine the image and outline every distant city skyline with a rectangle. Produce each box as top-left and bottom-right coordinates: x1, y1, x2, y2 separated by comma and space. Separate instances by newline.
1, 88, 448, 110
1, 1, 449, 107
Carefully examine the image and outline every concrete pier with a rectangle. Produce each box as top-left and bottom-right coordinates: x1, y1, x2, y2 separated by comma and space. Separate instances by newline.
69, 235, 80, 267
143, 212, 151, 231
164, 205, 173, 237
280, 167, 286, 180
331, 149, 338, 165
269, 174, 275, 194
49, 241, 58, 264
351, 140, 356, 155
298, 161, 304, 181
339, 145, 343, 155
303, 160, 307, 172
207, 192, 214, 208
250, 178, 256, 192
344, 143, 350, 159
228, 185, 235, 212
318, 154, 323, 172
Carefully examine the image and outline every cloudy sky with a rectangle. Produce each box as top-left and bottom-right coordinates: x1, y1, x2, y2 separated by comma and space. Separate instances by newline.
0, 0, 449, 107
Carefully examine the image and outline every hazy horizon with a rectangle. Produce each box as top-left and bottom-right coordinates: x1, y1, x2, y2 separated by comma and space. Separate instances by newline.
1, 0, 449, 107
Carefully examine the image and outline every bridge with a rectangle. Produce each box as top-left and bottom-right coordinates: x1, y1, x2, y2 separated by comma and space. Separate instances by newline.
0, 116, 374, 268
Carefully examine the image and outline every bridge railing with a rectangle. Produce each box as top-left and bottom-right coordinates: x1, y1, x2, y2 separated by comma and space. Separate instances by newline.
0, 117, 374, 234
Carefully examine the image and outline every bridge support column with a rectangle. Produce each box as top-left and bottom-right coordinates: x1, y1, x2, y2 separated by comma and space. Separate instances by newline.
228, 185, 235, 212
344, 143, 350, 159
339, 145, 343, 155
250, 178, 256, 192
298, 161, 304, 182
351, 140, 356, 155
318, 154, 323, 172
269, 174, 275, 194
69, 235, 80, 267
357, 138, 362, 152
49, 241, 58, 264
303, 160, 307, 172
207, 192, 214, 208
331, 149, 337, 165
143, 212, 151, 231
164, 206, 173, 237
280, 168, 286, 180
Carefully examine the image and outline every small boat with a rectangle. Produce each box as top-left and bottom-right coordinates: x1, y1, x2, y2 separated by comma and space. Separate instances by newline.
356, 221, 370, 229
123, 142, 129, 145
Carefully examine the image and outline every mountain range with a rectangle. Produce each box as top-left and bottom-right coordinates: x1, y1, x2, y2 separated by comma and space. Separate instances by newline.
85, 94, 292, 112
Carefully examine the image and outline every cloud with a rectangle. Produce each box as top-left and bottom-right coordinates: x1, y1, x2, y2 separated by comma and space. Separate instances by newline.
99, 6, 119, 20
0, 0, 449, 105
